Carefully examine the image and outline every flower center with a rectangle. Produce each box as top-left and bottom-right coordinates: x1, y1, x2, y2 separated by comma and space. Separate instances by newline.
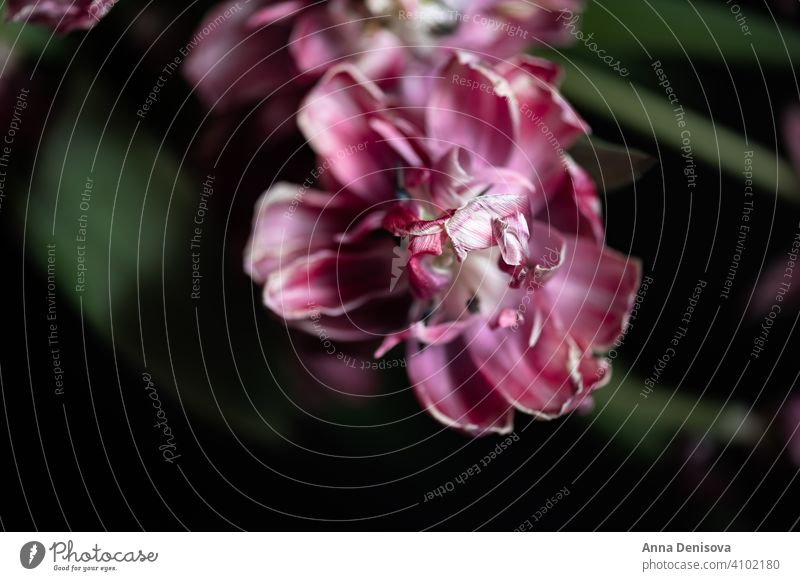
365, 0, 460, 39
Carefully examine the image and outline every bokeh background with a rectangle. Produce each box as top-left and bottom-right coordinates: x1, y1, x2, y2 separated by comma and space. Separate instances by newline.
1, 0, 800, 530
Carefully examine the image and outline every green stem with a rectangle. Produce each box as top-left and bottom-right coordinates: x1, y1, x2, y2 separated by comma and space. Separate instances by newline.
587, 370, 763, 458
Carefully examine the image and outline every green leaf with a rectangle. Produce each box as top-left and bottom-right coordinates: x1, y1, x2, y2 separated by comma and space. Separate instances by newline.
568, 0, 800, 66
0, 11, 72, 61
20, 72, 290, 446
587, 370, 763, 458
570, 135, 656, 191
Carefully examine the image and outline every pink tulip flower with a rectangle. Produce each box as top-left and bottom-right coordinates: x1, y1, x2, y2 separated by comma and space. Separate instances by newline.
246, 53, 641, 434
4, 0, 116, 32
183, 0, 583, 118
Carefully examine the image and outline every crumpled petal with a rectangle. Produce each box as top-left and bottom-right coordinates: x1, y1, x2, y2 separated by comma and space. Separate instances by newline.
446, 194, 530, 261
502, 220, 566, 288
493, 211, 530, 267
382, 203, 449, 238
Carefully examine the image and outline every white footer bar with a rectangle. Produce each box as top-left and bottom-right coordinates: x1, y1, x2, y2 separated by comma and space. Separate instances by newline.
1, 532, 796, 580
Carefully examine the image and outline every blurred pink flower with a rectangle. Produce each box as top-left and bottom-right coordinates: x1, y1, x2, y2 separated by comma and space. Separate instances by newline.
783, 105, 800, 175
182, 0, 308, 119
246, 54, 640, 434
782, 397, 800, 465
4, 0, 116, 32
183, 0, 583, 125
751, 105, 800, 317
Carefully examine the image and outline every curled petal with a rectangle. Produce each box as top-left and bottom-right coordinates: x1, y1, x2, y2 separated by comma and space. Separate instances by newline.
428, 53, 519, 168
501, 55, 590, 182
333, 210, 387, 245
492, 212, 530, 267
369, 116, 429, 169
502, 220, 566, 289
264, 240, 401, 319
430, 147, 475, 208
382, 203, 423, 236
293, 294, 413, 341
474, 165, 538, 203
501, 54, 562, 87
407, 339, 514, 435
245, 183, 365, 283
431, 151, 537, 214
298, 65, 399, 202
407, 232, 452, 300
382, 202, 450, 237
544, 239, 642, 351
466, 310, 605, 419
540, 157, 605, 242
